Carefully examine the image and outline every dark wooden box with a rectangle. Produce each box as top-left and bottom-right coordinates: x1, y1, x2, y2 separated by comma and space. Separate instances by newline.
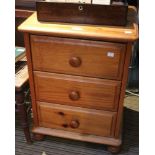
36, 0, 128, 26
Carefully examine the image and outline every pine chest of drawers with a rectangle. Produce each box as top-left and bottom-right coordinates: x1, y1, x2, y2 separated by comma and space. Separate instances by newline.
18, 6, 138, 153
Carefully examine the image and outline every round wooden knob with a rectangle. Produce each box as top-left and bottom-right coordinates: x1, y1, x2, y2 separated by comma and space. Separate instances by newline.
70, 120, 80, 129
69, 91, 80, 101
69, 57, 81, 67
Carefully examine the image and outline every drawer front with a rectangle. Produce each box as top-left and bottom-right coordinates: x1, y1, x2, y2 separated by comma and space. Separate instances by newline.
34, 71, 121, 111
31, 35, 125, 80
37, 102, 117, 137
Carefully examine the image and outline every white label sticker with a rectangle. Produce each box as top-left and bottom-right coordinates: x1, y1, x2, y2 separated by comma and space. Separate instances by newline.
107, 52, 114, 58
124, 30, 132, 34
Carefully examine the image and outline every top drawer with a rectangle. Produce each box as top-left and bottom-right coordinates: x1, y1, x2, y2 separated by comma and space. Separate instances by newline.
31, 35, 126, 80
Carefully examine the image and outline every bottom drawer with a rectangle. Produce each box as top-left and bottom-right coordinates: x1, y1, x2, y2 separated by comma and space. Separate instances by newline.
37, 102, 117, 137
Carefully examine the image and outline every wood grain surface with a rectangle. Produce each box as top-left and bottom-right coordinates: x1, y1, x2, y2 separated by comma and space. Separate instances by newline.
34, 71, 121, 111
37, 102, 117, 137
18, 6, 138, 42
23, 33, 39, 126
31, 35, 126, 80
114, 43, 133, 138
36, 1, 127, 26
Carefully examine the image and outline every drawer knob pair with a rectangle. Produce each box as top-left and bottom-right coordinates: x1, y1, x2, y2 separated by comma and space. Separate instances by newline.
69, 57, 81, 67
70, 120, 80, 129
69, 91, 80, 101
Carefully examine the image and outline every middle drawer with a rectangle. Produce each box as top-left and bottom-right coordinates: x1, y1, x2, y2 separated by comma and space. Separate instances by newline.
34, 71, 121, 111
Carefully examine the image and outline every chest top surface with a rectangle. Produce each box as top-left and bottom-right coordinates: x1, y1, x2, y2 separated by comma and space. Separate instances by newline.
18, 6, 138, 42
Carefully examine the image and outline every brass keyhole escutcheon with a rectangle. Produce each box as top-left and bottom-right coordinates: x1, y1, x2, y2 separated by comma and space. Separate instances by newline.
78, 5, 83, 11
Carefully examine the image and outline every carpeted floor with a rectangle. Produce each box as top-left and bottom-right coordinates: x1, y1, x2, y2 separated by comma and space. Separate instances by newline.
15, 95, 139, 155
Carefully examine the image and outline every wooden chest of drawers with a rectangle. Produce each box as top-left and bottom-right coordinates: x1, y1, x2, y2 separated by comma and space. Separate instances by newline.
18, 6, 138, 153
